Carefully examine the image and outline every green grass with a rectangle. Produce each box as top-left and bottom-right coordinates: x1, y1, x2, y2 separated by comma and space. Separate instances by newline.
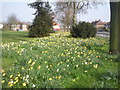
1, 31, 32, 70
1, 31, 119, 88
1, 31, 30, 43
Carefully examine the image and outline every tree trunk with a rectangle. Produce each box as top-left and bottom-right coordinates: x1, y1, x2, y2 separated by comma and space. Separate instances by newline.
118, 2, 120, 53
109, 2, 119, 54
73, 2, 76, 25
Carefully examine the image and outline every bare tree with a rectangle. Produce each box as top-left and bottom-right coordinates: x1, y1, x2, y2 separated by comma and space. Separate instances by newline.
7, 13, 19, 30
54, 1, 103, 31
55, 2, 74, 31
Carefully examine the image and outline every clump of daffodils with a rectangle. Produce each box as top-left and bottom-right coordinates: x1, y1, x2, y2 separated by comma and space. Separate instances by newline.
93, 64, 98, 68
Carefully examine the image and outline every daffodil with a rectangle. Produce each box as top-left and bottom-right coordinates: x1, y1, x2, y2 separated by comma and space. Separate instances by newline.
93, 64, 98, 68
76, 65, 79, 68
21, 67, 25, 70
3, 73, 6, 76
57, 69, 59, 72
15, 77, 18, 80
46, 65, 48, 68
50, 64, 52, 67
85, 62, 88, 64
18, 74, 21, 77
14, 81, 17, 84
26, 75, 29, 78
37, 65, 41, 69
9, 84, 13, 87
30, 67, 33, 70
8, 80, 14, 85
48, 78, 52, 81
2, 80, 5, 83
45, 51, 48, 53
89, 62, 92, 64
67, 60, 69, 62
10, 75, 13, 78
22, 82, 27, 86
72, 79, 76, 82
15, 79, 19, 83
77, 55, 80, 57
32, 84, 36, 87
57, 63, 60, 66
2, 69, 4, 72
58, 76, 62, 79
44, 61, 47, 63
28, 59, 32, 64
31, 62, 35, 66
67, 65, 69, 67
20, 77, 22, 79
60, 61, 63, 64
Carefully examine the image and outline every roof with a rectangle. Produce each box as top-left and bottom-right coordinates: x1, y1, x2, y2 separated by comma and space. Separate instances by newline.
96, 21, 107, 25
17, 22, 31, 25
52, 21, 60, 26
92, 20, 108, 25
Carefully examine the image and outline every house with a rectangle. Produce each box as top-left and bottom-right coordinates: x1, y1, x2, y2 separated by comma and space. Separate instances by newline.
92, 19, 110, 30
11, 22, 31, 31
104, 22, 110, 29
52, 21, 61, 31
0, 23, 3, 29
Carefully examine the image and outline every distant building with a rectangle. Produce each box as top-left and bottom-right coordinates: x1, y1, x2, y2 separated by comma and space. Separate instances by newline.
92, 19, 110, 30
52, 21, 61, 31
10, 22, 31, 31
0, 23, 3, 29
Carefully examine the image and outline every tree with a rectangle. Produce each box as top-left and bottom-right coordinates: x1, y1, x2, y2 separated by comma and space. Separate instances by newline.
54, 1, 102, 31
55, 2, 74, 31
109, 1, 119, 54
28, 1, 53, 37
118, 1, 120, 52
71, 21, 96, 38
7, 13, 19, 30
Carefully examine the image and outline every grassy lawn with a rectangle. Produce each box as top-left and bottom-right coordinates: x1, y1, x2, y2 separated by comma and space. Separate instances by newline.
1, 31, 119, 88
1, 31, 30, 43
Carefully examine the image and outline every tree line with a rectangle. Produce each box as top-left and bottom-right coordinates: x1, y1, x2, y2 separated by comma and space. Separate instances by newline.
28, 0, 120, 54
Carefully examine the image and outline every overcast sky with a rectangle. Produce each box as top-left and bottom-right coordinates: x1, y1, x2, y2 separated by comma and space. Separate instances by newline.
0, 0, 110, 23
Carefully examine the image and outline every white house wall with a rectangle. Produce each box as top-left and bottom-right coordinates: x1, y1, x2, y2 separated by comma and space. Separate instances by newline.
0, 24, 3, 29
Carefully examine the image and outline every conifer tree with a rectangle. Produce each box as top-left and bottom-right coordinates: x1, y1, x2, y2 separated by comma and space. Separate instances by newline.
28, 1, 53, 37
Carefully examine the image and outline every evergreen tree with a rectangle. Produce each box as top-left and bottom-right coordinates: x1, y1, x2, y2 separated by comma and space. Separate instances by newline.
28, 1, 53, 37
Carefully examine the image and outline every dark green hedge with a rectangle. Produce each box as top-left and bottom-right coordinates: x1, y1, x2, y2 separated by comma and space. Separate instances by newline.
70, 22, 97, 38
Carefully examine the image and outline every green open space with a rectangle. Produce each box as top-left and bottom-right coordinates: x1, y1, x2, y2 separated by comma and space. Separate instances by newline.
1, 31, 119, 88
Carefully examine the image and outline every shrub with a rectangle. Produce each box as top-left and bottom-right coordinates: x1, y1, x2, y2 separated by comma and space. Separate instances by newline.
104, 28, 110, 32
70, 22, 97, 38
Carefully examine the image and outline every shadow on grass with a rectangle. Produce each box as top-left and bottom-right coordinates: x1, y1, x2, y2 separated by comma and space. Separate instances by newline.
92, 70, 119, 88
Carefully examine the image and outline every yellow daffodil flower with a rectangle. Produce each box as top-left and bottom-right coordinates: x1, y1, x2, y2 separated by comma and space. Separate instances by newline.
10, 75, 13, 78
3, 73, 6, 76
22, 83, 26, 86
48, 78, 52, 81
38, 65, 41, 69
2, 80, 5, 83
